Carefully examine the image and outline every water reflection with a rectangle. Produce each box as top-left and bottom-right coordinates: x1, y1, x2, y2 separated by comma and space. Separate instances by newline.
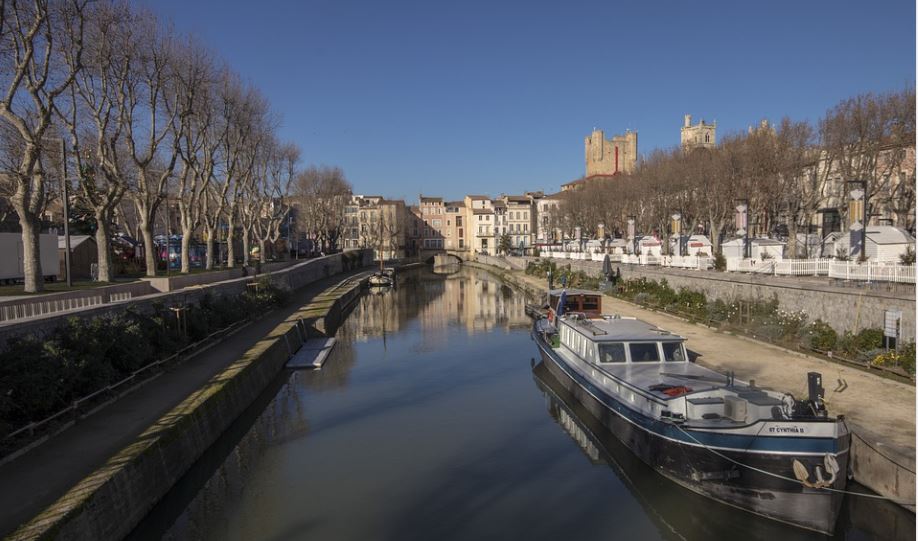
352, 267, 531, 341
531, 361, 915, 541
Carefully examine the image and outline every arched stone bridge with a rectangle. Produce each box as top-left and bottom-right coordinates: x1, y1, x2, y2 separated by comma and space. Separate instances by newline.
418, 249, 466, 266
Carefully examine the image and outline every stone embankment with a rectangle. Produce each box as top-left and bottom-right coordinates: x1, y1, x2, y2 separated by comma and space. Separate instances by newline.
480, 258, 916, 512
8, 271, 371, 541
509, 255, 916, 342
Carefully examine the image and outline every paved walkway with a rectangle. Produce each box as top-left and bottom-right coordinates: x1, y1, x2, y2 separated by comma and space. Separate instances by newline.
512, 271, 916, 457
0, 269, 372, 538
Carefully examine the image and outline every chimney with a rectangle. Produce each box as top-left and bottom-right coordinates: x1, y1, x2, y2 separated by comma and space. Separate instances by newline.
684, 114, 691, 128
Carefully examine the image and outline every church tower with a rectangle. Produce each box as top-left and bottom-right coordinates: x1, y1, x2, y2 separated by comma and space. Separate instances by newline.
680, 114, 716, 151
584, 128, 638, 176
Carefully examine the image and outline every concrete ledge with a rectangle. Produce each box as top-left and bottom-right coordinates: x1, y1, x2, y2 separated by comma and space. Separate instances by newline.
8, 275, 368, 541
850, 429, 916, 511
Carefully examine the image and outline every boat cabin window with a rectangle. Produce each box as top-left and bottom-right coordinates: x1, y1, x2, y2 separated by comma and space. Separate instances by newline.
661, 342, 686, 362
581, 296, 599, 312
629, 342, 660, 363
598, 343, 626, 363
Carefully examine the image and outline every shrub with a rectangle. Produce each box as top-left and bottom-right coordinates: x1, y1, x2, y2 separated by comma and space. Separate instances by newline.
852, 328, 884, 352
807, 320, 838, 351
713, 252, 726, 271
900, 248, 915, 265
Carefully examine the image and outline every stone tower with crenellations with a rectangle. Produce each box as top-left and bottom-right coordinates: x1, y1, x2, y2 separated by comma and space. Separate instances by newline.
584, 128, 638, 176
681, 114, 716, 151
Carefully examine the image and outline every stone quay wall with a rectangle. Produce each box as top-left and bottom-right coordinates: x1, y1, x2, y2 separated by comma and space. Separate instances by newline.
9, 271, 369, 541
0, 251, 373, 348
511, 256, 916, 343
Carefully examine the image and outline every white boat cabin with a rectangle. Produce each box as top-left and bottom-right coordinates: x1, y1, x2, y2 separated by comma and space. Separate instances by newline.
553, 315, 806, 430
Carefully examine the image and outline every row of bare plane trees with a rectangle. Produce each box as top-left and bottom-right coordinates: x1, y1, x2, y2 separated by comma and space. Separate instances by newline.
0, 1, 354, 293
550, 88, 916, 258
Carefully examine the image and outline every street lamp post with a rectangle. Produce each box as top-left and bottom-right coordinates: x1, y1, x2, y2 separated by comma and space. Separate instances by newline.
735, 199, 750, 259
165, 195, 171, 276
846, 180, 868, 262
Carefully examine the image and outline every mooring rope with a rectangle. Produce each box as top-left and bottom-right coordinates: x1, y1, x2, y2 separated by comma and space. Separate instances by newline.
670, 422, 914, 505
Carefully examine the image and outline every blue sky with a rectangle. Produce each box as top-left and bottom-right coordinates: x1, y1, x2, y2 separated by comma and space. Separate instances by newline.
140, 0, 915, 201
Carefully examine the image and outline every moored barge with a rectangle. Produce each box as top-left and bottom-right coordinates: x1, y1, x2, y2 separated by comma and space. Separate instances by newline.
531, 296, 850, 534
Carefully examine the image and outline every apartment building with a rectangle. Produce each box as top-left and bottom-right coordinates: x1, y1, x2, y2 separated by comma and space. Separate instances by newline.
417, 195, 447, 250
444, 200, 466, 251
342, 195, 408, 259
502, 195, 536, 252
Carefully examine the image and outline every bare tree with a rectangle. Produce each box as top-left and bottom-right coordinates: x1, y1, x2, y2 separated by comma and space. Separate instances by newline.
291, 164, 352, 254
122, 12, 182, 277
0, 0, 86, 291
171, 37, 212, 273
773, 118, 816, 257
250, 140, 295, 263
57, 1, 134, 281
823, 89, 916, 234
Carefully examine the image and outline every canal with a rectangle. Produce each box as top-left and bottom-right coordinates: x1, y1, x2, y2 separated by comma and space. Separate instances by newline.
129, 265, 912, 541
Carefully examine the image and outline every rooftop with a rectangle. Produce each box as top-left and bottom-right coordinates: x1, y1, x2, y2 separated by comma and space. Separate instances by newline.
562, 315, 686, 343
58, 235, 94, 249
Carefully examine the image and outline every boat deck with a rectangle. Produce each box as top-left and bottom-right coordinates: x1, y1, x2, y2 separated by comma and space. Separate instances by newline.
600, 362, 726, 399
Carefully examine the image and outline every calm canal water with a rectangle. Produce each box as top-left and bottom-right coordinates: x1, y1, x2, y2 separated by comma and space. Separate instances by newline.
130, 266, 913, 541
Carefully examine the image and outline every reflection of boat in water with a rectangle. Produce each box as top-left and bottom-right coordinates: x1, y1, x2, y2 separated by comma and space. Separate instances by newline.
368, 272, 393, 287
532, 362, 833, 541
531, 294, 849, 535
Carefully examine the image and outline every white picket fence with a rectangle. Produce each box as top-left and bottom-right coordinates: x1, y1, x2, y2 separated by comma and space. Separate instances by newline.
827, 261, 915, 283
772, 259, 832, 276
726, 258, 774, 273
537, 251, 914, 284
726, 258, 914, 283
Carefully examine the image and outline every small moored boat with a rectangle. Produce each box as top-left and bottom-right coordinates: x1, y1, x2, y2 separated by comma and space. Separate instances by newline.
368, 272, 392, 287
531, 293, 850, 534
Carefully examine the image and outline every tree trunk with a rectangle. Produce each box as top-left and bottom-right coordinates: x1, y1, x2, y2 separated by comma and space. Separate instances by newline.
181, 230, 192, 273
226, 219, 237, 269
204, 227, 215, 270
19, 217, 44, 293
259, 239, 267, 263
241, 227, 250, 269
139, 214, 157, 277
787, 215, 800, 259
94, 215, 113, 282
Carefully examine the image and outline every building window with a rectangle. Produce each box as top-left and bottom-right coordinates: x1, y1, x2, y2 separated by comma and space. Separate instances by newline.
456, 216, 462, 227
